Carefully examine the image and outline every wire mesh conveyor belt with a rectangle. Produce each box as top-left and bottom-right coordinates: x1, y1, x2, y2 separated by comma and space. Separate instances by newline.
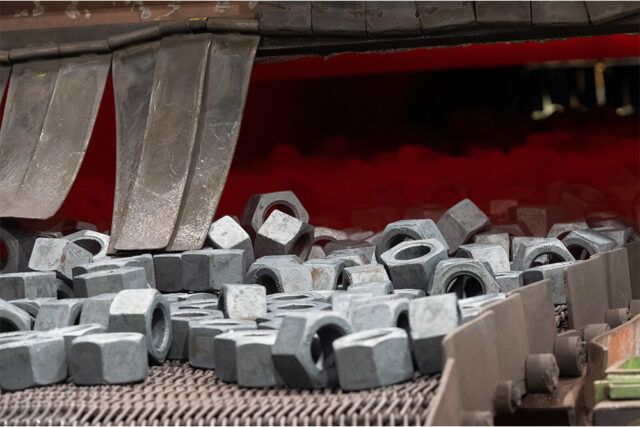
0, 362, 440, 426
555, 304, 569, 333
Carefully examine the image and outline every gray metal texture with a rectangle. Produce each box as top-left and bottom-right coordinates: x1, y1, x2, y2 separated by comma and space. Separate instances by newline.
0, 54, 110, 219
565, 256, 609, 330
509, 280, 556, 354
0, 65, 10, 100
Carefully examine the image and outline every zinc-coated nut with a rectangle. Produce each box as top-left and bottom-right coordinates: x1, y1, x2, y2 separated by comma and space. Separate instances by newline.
436, 199, 491, 253
342, 264, 389, 288
73, 267, 149, 298
153, 253, 182, 293
69, 332, 148, 385
473, 231, 511, 259
376, 219, 449, 258
334, 327, 414, 390
218, 284, 267, 320
331, 292, 373, 318
547, 221, 589, 240
325, 249, 369, 267
304, 258, 346, 291
429, 259, 500, 299
379, 238, 448, 292
511, 238, 575, 271
28, 238, 93, 280
562, 229, 618, 260
214, 329, 281, 385
43, 323, 106, 357
34, 299, 85, 331
326, 245, 377, 265
168, 309, 220, 360
308, 245, 326, 260
0, 334, 67, 390
347, 281, 394, 295
254, 210, 314, 260
494, 271, 524, 293
188, 318, 256, 369
523, 262, 574, 304
409, 294, 461, 374
0, 272, 59, 300
272, 311, 352, 388
63, 230, 110, 259
73, 254, 156, 289
208, 215, 255, 270
269, 301, 332, 313
267, 292, 316, 305
0, 298, 33, 332
393, 289, 426, 299
241, 190, 310, 238
246, 258, 313, 294
9, 298, 55, 321
108, 289, 172, 363
182, 248, 245, 292
79, 293, 116, 328
350, 298, 409, 332
458, 293, 506, 323
313, 226, 348, 246
455, 243, 510, 274
595, 227, 637, 246
0, 222, 36, 274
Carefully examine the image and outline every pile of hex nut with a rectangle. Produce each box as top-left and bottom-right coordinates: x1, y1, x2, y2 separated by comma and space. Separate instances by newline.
0, 191, 637, 392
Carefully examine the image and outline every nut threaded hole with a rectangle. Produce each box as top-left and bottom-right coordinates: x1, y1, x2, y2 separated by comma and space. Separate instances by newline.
394, 244, 431, 261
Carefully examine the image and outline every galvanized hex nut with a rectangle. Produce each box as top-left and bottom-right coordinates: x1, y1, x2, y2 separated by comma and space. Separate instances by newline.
153, 253, 183, 293
304, 258, 346, 290
331, 292, 372, 318
219, 284, 267, 320
73, 267, 148, 298
63, 230, 110, 259
28, 238, 93, 280
269, 301, 332, 314
241, 190, 310, 238
429, 259, 500, 298
326, 249, 369, 267
44, 323, 105, 357
173, 301, 221, 313
350, 298, 409, 332
246, 259, 313, 294
473, 231, 511, 259
272, 311, 353, 388
188, 318, 256, 369
182, 248, 245, 292
0, 272, 59, 300
313, 227, 348, 246
0, 298, 33, 332
34, 299, 85, 331
458, 293, 506, 323
79, 293, 116, 328
342, 264, 389, 288
267, 292, 316, 306
455, 243, 510, 274
379, 238, 448, 292
347, 281, 394, 296
9, 298, 54, 321
393, 289, 426, 299
73, 254, 156, 289
495, 271, 524, 293
69, 332, 148, 385
214, 329, 280, 385
409, 294, 461, 374
168, 309, 220, 360
436, 199, 491, 253
0, 334, 67, 390
562, 229, 618, 260
308, 245, 326, 260
523, 261, 574, 304
208, 215, 255, 270
254, 210, 314, 260
326, 245, 377, 265
512, 238, 575, 271
334, 327, 414, 390
376, 219, 448, 258
108, 289, 172, 363
0, 223, 36, 274
547, 221, 589, 240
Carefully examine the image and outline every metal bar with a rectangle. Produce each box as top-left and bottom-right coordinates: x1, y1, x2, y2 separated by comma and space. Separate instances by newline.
113, 34, 211, 250
1, 54, 111, 219
166, 34, 259, 251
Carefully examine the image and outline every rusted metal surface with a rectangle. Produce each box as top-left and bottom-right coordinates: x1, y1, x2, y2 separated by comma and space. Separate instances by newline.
517, 377, 587, 425
166, 34, 259, 251
566, 256, 609, 330
0, 361, 439, 426
625, 241, 640, 298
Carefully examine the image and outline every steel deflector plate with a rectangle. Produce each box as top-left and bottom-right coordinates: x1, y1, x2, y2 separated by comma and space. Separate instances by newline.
0, 65, 11, 102
114, 34, 211, 250
166, 34, 260, 251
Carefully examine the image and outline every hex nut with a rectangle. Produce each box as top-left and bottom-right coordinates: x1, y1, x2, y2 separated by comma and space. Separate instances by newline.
153, 253, 183, 293
168, 309, 220, 360
34, 299, 85, 331
334, 327, 414, 390
347, 281, 394, 296
436, 199, 491, 253
562, 229, 617, 260
208, 215, 255, 270
73, 267, 148, 298
308, 245, 326, 260
547, 221, 589, 239
272, 311, 352, 388
267, 292, 316, 305
0, 334, 67, 390
304, 258, 346, 290
458, 293, 506, 323
523, 262, 574, 304
0, 272, 59, 300
595, 227, 637, 246
409, 294, 460, 374
513, 205, 562, 237
494, 271, 524, 293
108, 289, 172, 363
182, 248, 215, 292
173, 302, 222, 313
241, 190, 309, 237
79, 293, 116, 328
511, 238, 575, 271
73, 254, 156, 289
393, 289, 426, 299
28, 238, 93, 280
214, 329, 281, 385
63, 230, 110, 259
0, 222, 36, 274
313, 227, 348, 245
455, 243, 510, 274
218, 284, 267, 320
188, 318, 256, 369
246, 259, 313, 294
342, 264, 389, 288
0, 298, 33, 332
376, 219, 449, 258
380, 238, 448, 292
69, 332, 148, 385
473, 231, 511, 259
326, 245, 377, 265
326, 250, 368, 267
269, 301, 332, 314
429, 259, 500, 299
44, 323, 106, 356
331, 292, 373, 318
9, 298, 54, 321
254, 210, 314, 260
350, 298, 409, 332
